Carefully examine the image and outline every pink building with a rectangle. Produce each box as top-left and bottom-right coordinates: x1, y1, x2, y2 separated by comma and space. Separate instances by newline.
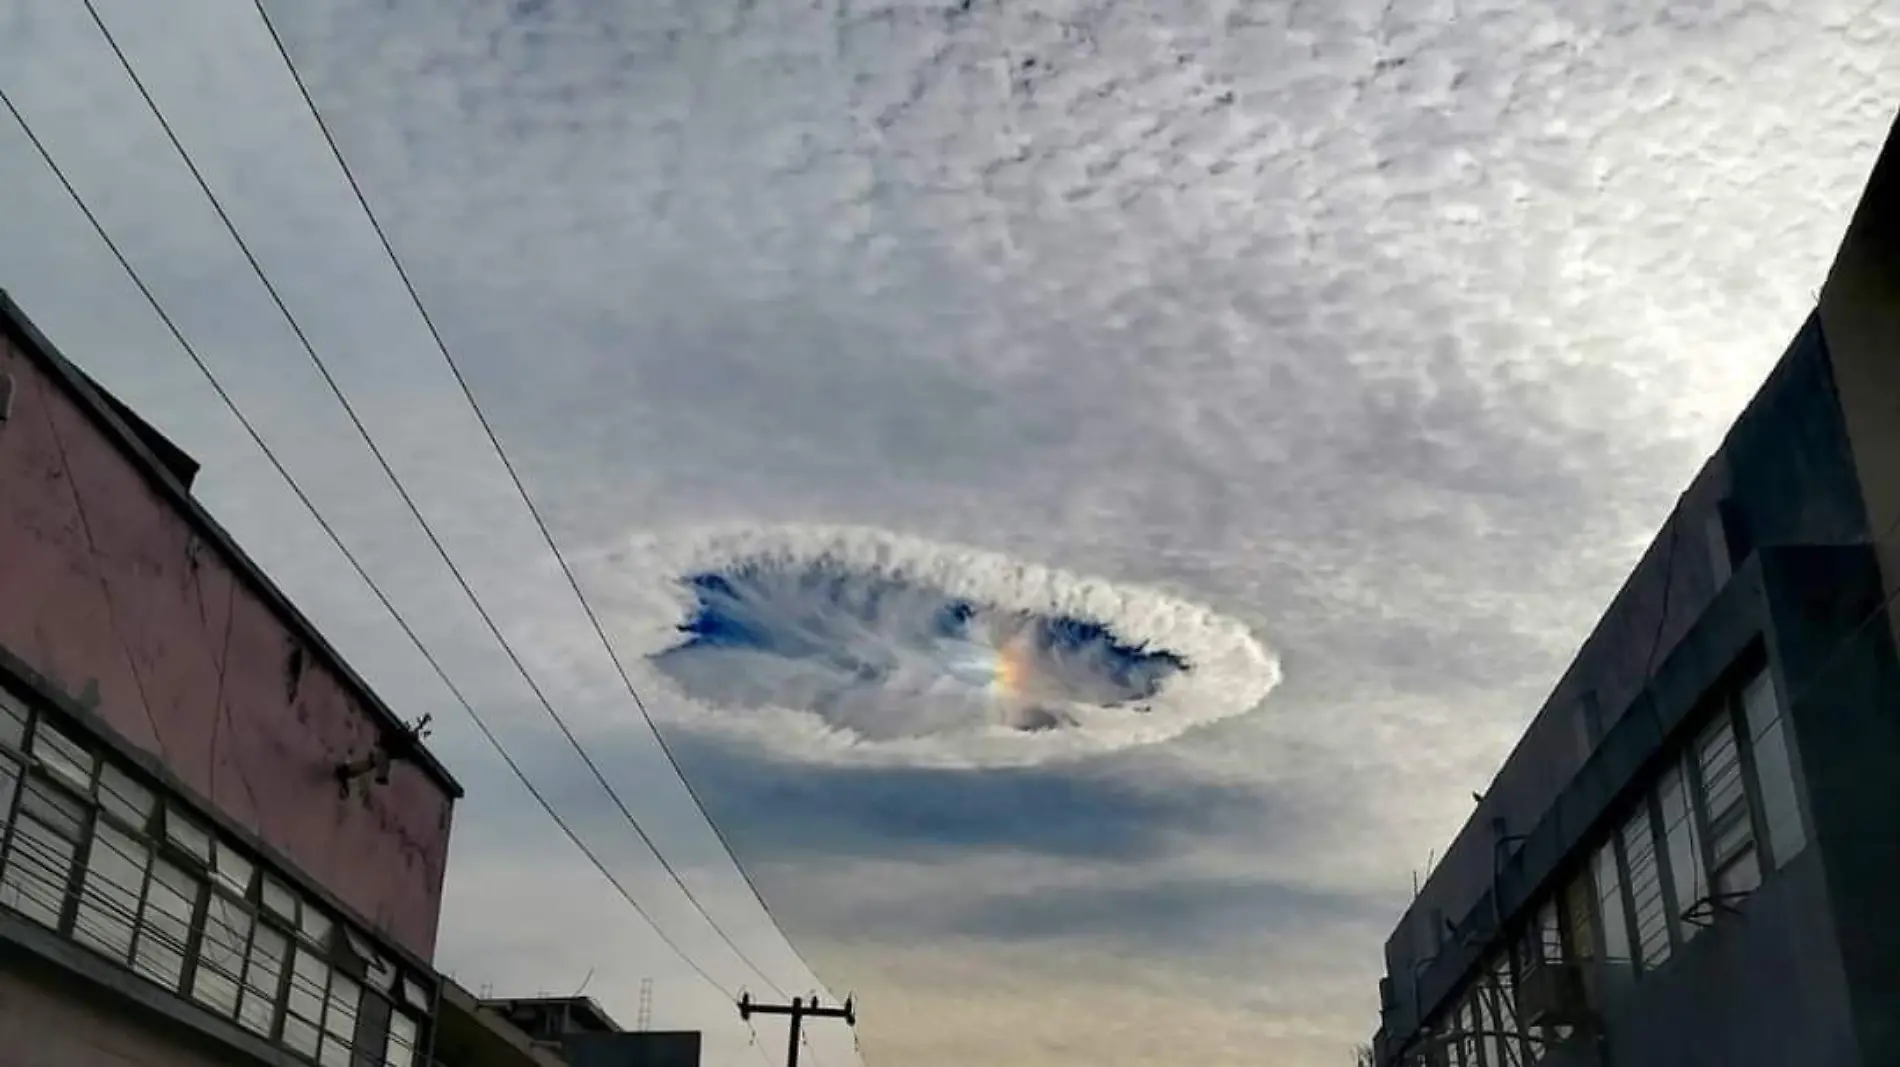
0, 292, 464, 1067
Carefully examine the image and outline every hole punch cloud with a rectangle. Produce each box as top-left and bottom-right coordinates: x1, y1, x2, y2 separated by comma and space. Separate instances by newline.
589, 524, 1281, 768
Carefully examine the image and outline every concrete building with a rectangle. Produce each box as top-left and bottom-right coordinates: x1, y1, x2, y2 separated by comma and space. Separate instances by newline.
484, 996, 703, 1067
1368, 112, 1900, 1066
0, 291, 464, 1065
432, 982, 573, 1067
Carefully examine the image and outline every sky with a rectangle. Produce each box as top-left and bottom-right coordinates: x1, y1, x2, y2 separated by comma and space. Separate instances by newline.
0, 1, 1895, 1065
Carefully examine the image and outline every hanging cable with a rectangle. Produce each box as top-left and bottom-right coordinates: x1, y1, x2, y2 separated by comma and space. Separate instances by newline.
0, 82, 741, 1003
72, 0, 790, 1000
244, 0, 824, 1003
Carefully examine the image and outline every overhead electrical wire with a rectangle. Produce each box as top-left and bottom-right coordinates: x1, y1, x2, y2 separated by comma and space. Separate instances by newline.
0, 81, 742, 1004
242, 0, 827, 1005
69, 0, 796, 1001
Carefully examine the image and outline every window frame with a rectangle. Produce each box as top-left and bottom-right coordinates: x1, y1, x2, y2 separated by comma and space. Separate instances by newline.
0, 680, 440, 1067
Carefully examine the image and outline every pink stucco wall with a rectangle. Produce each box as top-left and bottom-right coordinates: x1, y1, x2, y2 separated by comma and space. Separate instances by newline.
0, 331, 455, 962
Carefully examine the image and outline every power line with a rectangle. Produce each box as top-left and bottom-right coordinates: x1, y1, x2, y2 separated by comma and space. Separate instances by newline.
0, 80, 737, 1003
72, 0, 790, 999
244, 0, 822, 1003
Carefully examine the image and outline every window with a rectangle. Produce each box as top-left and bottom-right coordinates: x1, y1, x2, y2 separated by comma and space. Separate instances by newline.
263, 874, 299, 923
353, 988, 393, 1067
1, 777, 86, 928
193, 892, 253, 1017
1486, 952, 1521, 1066
1561, 872, 1594, 962
1621, 806, 1669, 969
1741, 671, 1806, 868
0, 756, 21, 847
286, 947, 330, 1057
385, 1012, 419, 1067
164, 807, 214, 865
0, 690, 435, 1067
1591, 841, 1631, 964
30, 720, 94, 793
1657, 766, 1701, 943
73, 820, 149, 962
1532, 901, 1561, 968
240, 924, 289, 1037
134, 858, 200, 991
301, 902, 333, 948
214, 841, 255, 897
323, 972, 363, 1067
1472, 979, 1496, 1067
0, 689, 26, 750
1455, 995, 1479, 1066
97, 763, 155, 828
1695, 714, 1760, 899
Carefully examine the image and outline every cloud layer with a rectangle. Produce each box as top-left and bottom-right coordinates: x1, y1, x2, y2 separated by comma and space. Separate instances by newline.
0, 0, 1895, 1065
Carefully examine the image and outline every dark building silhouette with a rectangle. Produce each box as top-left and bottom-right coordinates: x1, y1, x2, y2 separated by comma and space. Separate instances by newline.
485, 995, 702, 1067
1369, 107, 1900, 1067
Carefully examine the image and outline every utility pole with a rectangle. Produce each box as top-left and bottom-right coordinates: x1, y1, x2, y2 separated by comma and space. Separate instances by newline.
738, 993, 856, 1067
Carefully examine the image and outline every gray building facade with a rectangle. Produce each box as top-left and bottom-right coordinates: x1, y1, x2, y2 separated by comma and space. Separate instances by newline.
1370, 109, 1900, 1067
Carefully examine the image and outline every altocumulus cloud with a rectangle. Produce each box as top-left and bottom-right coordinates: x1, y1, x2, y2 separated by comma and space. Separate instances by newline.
0, 0, 1894, 1065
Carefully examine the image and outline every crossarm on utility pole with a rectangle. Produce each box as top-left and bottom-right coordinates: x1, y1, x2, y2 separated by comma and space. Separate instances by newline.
739, 994, 857, 1067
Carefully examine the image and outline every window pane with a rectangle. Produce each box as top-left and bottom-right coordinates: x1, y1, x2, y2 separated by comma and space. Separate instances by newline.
134, 859, 200, 991
262, 875, 298, 922
367, 953, 397, 993
192, 893, 252, 1017
345, 928, 375, 968
1562, 872, 1595, 962
240, 924, 288, 1037
1740, 669, 1782, 737
1592, 842, 1631, 964
286, 947, 330, 1053
327, 973, 362, 1038
1752, 719, 1808, 869
1488, 954, 1519, 1065
385, 1012, 419, 1067
301, 902, 333, 947
74, 821, 149, 962
1659, 766, 1704, 941
0, 759, 20, 839
1697, 715, 1746, 820
1535, 900, 1562, 967
0, 690, 26, 750
323, 973, 363, 1067
1621, 809, 1670, 969
284, 1014, 322, 1058
21, 775, 86, 837
1477, 981, 1501, 1067
1, 781, 86, 928
213, 843, 254, 897
1717, 845, 1763, 897
353, 991, 393, 1067
1708, 804, 1753, 867
96, 763, 155, 828
164, 808, 213, 865
30, 721, 94, 792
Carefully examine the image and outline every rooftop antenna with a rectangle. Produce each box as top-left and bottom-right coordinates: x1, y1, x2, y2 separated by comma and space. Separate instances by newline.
637, 977, 654, 1031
